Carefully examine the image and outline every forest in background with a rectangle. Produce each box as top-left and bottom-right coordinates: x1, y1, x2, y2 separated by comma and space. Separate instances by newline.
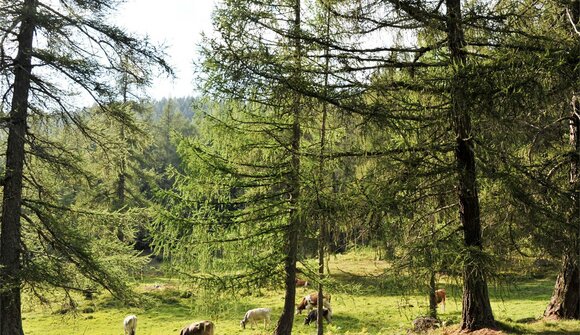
1, 0, 580, 335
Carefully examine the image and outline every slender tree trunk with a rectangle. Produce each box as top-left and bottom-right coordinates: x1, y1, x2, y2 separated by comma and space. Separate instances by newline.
0, 1, 36, 335
428, 194, 445, 318
274, 1, 302, 334
115, 123, 127, 241
428, 271, 437, 318
427, 195, 441, 318
316, 3, 331, 333
116, 125, 126, 209
116, 72, 129, 210
445, 0, 495, 330
114, 75, 128, 241
316, 211, 326, 333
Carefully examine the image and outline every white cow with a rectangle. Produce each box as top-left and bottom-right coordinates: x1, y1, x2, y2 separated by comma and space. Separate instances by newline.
240, 307, 271, 329
124, 315, 137, 335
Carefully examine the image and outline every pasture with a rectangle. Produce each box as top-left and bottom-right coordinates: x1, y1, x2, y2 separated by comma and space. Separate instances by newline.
21, 249, 580, 335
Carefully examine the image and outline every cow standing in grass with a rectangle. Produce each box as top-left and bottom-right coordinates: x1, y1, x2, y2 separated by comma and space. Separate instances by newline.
123, 315, 137, 335
296, 292, 331, 314
240, 307, 271, 329
180, 320, 214, 335
295, 278, 309, 287
304, 308, 331, 325
435, 289, 446, 311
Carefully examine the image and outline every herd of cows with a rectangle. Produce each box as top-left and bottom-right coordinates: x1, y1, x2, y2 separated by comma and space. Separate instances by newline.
122, 279, 447, 335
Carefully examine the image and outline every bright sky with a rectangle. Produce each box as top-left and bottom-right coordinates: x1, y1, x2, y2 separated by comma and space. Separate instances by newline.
114, 0, 217, 99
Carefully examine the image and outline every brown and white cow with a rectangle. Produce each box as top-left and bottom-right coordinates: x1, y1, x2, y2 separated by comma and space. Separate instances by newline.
180, 320, 214, 335
295, 278, 309, 287
296, 292, 331, 315
435, 289, 446, 311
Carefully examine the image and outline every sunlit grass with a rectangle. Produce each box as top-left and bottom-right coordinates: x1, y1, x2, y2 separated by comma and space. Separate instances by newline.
22, 248, 580, 334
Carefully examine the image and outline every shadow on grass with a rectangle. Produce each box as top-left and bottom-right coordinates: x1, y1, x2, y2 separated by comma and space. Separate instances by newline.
488, 277, 555, 303
331, 270, 469, 311
294, 313, 392, 334
495, 320, 580, 335
331, 270, 456, 297
331, 268, 554, 306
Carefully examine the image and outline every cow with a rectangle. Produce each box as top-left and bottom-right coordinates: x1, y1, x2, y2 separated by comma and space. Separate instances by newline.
296, 292, 331, 315
435, 289, 446, 311
295, 278, 309, 287
240, 307, 271, 329
123, 315, 137, 335
304, 308, 331, 325
179, 320, 214, 335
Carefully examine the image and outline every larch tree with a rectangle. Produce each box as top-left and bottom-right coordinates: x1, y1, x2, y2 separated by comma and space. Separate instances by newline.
151, 0, 356, 333
155, 0, 309, 333
476, 0, 580, 320
277, 1, 303, 332
543, 0, 580, 319
300, 0, 531, 329
0, 1, 170, 334
314, 1, 332, 333
444, 0, 495, 328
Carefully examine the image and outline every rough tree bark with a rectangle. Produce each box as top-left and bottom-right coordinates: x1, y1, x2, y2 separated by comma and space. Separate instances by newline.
545, 255, 580, 318
0, 1, 36, 335
428, 264, 438, 318
274, 1, 302, 334
544, 92, 580, 319
274, 84, 302, 335
445, 0, 496, 330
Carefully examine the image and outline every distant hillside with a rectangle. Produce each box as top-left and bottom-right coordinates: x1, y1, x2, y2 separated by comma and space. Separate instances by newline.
151, 96, 197, 120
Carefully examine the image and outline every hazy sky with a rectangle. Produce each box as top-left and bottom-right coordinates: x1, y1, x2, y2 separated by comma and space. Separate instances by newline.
114, 0, 217, 99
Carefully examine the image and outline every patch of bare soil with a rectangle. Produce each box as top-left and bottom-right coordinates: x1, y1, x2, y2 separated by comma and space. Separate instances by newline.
441, 326, 506, 335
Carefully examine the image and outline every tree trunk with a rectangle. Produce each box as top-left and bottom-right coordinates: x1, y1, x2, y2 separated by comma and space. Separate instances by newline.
316, 4, 331, 333
115, 123, 127, 241
317, 230, 325, 334
445, 0, 495, 330
115, 75, 128, 211
274, 90, 301, 335
274, 1, 302, 334
0, 1, 36, 335
275, 199, 299, 335
545, 255, 580, 319
428, 195, 443, 319
429, 268, 437, 318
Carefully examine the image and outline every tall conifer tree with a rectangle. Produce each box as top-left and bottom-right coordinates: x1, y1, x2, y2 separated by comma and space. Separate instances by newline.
0, 1, 169, 333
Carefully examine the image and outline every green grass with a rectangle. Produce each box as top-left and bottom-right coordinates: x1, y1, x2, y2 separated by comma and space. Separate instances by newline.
22, 249, 580, 334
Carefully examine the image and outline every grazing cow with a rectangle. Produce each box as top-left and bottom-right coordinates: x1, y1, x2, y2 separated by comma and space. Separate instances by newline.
296, 292, 331, 314
123, 315, 137, 335
240, 307, 271, 329
295, 278, 309, 287
435, 289, 446, 311
304, 308, 331, 325
180, 320, 214, 335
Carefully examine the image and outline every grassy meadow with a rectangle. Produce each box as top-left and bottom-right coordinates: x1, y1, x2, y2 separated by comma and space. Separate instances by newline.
22, 249, 580, 335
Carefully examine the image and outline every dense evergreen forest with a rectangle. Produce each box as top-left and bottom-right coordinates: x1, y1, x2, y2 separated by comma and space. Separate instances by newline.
1, 0, 580, 335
